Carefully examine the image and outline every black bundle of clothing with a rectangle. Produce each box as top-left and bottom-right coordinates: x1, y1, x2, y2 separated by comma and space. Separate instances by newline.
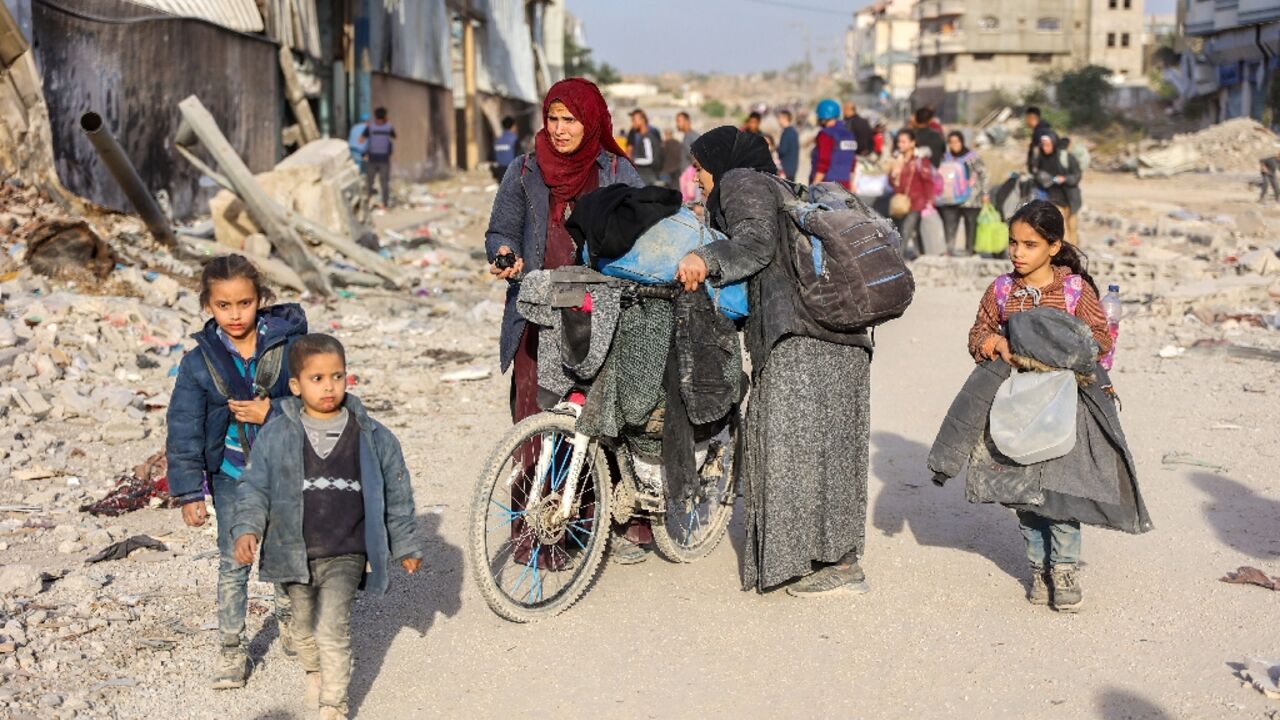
566, 184, 682, 270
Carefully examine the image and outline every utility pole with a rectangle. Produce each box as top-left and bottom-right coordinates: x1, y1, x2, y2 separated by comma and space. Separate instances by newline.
462, 0, 479, 170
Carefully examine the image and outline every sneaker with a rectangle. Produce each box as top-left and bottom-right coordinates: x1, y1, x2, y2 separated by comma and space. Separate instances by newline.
786, 562, 869, 598
609, 534, 649, 565
304, 672, 321, 708
211, 648, 248, 690
1050, 564, 1083, 612
1027, 565, 1050, 606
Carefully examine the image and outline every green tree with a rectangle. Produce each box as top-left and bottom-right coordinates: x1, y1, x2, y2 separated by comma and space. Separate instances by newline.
596, 62, 621, 85
564, 32, 596, 78
702, 99, 727, 118
1056, 65, 1114, 129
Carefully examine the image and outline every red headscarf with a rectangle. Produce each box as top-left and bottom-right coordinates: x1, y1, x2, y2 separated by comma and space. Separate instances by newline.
535, 78, 629, 204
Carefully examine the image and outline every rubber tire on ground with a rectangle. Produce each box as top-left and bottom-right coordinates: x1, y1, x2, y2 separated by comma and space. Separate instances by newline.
467, 411, 612, 623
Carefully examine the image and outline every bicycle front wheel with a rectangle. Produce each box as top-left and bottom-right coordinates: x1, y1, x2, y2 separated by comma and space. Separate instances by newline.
468, 411, 612, 622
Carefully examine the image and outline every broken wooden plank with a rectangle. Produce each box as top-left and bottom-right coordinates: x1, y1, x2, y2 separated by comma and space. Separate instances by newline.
175, 95, 331, 295
279, 46, 320, 144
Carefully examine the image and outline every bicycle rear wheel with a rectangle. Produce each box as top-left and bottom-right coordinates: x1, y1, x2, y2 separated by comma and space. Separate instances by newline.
468, 411, 612, 622
651, 424, 737, 563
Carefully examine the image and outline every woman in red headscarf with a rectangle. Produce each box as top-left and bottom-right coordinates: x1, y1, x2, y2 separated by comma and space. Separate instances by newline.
485, 78, 640, 423
484, 80, 644, 566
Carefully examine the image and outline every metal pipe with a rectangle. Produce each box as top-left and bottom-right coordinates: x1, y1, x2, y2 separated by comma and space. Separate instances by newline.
79, 111, 175, 247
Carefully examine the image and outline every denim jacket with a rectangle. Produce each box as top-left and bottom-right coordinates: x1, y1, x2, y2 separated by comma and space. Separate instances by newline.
165, 304, 307, 503
230, 395, 422, 595
484, 150, 642, 371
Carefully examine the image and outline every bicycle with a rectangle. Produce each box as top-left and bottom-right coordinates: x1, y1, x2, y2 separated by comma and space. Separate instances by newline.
467, 277, 739, 623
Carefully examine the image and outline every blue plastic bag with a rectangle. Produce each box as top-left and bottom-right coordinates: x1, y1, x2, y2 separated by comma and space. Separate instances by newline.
597, 208, 749, 320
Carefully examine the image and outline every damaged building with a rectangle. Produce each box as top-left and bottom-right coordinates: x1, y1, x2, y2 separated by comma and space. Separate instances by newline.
1174, 0, 1280, 125
1, 0, 565, 220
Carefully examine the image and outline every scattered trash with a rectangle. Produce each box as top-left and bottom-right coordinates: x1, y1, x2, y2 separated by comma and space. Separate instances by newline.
1238, 660, 1280, 700
85, 534, 168, 564
79, 451, 173, 516
1157, 345, 1185, 359
441, 365, 491, 382
1161, 452, 1227, 473
1221, 566, 1280, 591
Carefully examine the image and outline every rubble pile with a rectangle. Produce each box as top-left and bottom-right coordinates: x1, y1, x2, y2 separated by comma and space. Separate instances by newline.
0, 160, 507, 717
1103, 118, 1280, 177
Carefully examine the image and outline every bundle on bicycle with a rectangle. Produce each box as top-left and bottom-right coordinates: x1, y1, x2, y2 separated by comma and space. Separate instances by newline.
470, 185, 750, 622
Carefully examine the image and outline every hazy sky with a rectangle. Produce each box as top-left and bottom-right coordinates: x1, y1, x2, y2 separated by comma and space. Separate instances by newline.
569, 0, 1180, 75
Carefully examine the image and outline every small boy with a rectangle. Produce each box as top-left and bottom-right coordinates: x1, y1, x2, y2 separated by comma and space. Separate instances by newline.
232, 334, 421, 720
1260, 152, 1280, 203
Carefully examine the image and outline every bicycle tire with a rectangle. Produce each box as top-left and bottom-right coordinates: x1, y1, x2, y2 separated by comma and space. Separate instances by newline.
468, 411, 613, 622
651, 421, 737, 563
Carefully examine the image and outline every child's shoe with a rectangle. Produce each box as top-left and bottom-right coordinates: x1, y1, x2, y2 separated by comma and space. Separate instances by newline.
1027, 565, 1050, 606
304, 672, 321, 708
1050, 564, 1083, 612
211, 647, 248, 690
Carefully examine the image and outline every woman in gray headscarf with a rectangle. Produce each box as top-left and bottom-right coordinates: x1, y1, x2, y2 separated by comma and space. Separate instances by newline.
675, 127, 873, 596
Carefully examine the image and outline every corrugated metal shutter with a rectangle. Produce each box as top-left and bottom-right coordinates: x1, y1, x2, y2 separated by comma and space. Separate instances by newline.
120, 0, 264, 33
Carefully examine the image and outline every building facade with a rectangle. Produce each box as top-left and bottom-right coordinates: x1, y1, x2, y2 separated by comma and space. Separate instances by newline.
1178, 0, 1280, 124
911, 0, 1146, 123
845, 0, 918, 103
3, 0, 561, 218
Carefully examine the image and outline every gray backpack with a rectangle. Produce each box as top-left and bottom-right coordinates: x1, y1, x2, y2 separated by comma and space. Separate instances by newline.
780, 182, 915, 331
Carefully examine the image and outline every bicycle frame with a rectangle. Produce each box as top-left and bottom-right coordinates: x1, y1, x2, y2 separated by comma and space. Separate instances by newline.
525, 401, 591, 521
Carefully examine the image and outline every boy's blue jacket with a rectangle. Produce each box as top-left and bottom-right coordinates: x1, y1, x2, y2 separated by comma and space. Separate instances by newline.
230, 394, 422, 596
165, 304, 307, 503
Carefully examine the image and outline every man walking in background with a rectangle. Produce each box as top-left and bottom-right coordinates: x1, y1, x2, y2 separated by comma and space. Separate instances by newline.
676, 111, 700, 168
1025, 105, 1054, 173
911, 107, 945, 163
361, 107, 396, 208
776, 109, 800, 182
492, 116, 519, 183
811, 98, 857, 190
843, 101, 874, 158
743, 111, 763, 135
627, 109, 663, 185
347, 113, 368, 172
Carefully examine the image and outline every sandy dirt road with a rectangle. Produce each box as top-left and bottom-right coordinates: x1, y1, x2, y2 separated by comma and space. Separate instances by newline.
158, 280, 1279, 720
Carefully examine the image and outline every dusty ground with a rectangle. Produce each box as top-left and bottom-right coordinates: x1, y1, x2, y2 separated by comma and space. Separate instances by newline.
3, 165, 1279, 720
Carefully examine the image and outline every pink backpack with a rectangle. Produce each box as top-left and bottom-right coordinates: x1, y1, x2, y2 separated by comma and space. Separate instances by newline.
993, 273, 1082, 323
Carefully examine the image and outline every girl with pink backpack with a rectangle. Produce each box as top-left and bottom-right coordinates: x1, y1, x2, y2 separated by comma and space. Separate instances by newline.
966, 200, 1116, 613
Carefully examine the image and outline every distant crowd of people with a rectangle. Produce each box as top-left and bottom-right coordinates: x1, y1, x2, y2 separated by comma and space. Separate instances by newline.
358, 94, 1092, 263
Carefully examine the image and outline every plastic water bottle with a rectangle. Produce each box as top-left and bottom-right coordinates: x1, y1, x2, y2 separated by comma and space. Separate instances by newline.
1100, 284, 1122, 370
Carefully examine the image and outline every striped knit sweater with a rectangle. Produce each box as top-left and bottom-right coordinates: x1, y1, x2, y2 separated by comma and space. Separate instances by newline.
968, 266, 1112, 362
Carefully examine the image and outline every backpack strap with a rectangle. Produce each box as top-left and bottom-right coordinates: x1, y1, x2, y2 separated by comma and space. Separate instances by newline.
993, 273, 1015, 321
255, 344, 285, 397
198, 347, 232, 399
1062, 274, 1084, 316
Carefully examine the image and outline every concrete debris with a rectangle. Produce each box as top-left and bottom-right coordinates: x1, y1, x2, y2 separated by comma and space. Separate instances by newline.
1116, 118, 1280, 177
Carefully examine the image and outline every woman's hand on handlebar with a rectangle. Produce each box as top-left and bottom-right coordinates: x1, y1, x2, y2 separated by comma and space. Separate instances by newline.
675, 253, 708, 293
489, 246, 524, 280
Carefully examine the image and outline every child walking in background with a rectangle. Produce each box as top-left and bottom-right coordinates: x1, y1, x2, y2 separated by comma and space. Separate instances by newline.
166, 255, 308, 688
930, 200, 1152, 613
233, 334, 422, 720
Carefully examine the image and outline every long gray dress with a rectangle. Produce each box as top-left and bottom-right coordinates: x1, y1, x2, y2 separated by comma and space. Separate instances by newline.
694, 169, 873, 591
743, 336, 870, 590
